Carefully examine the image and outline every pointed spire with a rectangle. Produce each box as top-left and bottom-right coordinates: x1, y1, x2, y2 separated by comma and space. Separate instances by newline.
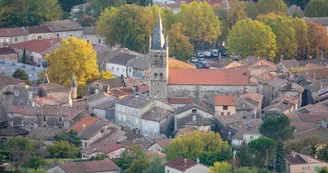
70, 74, 76, 88
151, 12, 165, 50
43, 73, 50, 84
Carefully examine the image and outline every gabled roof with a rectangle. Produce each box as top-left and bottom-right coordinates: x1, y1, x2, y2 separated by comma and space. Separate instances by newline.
240, 93, 263, 104
288, 5, 304, 17
43, 20, 83, 32
79, 119, 111, 140
9, 38, 61, 53
0, 27, 28, 37
141, 107, 172, 122
7, 105, 39, 116
108, 53, 138, 66
304, 17, 328, 26
214, 95, 236, 106
24, 26, 52, 34
39, 83, 70, 92
58, 160, 120, 173
39, 105, 83, 120
127, 55, 150, 70
280, 59, 300, 70
168, 98, 194, 104
252, 59, 276, 69
286, 152, 326, 165
82, 143, 125, 155
165, 157, 197, 171
168, 68, 249, 85
70, 116, 100, 134
152, 139, 172, 149
27, 127, 65, 140
117, 93, 155, 109
0, 74, 25, 90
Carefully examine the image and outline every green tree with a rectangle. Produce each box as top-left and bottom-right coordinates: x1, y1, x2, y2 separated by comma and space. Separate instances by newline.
304, 0, 328, 17
236, 142, 254, 167
320, 167, 328, 173
22, 48, 26, 64
166, 131, 231, 166
227, 0, 247, 28
45, 37, 99, 86
209, 162, 232, 173
127, 0, 152, 6
47, 141, 79, 158
213, 6, 229, 41
235, 167, 258, 173
143, 156, 164, 173
257, 0, 288, 15
168, 23, 193, 61
0, 0, 62, 27
243, 1, 259, 19
260, 15, 297, 62
292, 18, 309, 60
58, 0, 86, 12
12, 68, 29, 84
86, 0, 125, 18
4, 136, 35, 171
178, 1, 221, 51
28, 156, 46, 172
114, 146, 148, 172
96, 7, 119, 47
54, 130, 81, 147
285, 137, 321, 156
275, 141, 286, 173
227, 19, 277, 59
248, 137, 276, 167
259, 115, 295, 141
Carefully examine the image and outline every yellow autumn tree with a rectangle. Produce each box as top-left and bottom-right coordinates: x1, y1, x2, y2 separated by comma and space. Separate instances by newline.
100, 71, 116, 80
45, 37, 99, 86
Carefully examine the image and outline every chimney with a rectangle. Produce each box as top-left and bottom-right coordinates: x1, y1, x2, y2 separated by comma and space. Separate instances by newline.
82, 123, 86, 130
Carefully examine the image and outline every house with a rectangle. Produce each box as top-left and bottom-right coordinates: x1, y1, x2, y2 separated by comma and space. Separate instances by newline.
82, 143, 126, 160
88, 78, 125, 95
0, 27, 28, 47
115, 93, 173, 136
277, 59, 300, 75
118, 135, 167, 151
83, 26, 106, 46
297, 67, 328, 86
286, 151, 328, 173
174, 103, 214, 132
26, 127, 66, 145
46, 159, 120, 173
9, 38, 61, 66
105, 53, 140, 77
242, 56, 261, 66
175, 127, 198, 137
71, 3, 89, 21
223, 61, 245, 69
304, 17, 328, 34
168, 98, 195, 109
70, 116, 100, 135
24, 26, 53, 40
42, 20, 83, 39
288, 5, 304, 17
7, 105, 85, 130
0, 122, 30, 138
79, 118, 114, 148
251, 58, 276, 70
263, 96, 299, 116
145, 150, 166, 161
240, 93, 263, 118
0, 47, 17, 62
97, 48, 136, 71
165, 157, 209, 173
214, 95, 237, 116
127, 55, 150, 78
93, 101, 116, 121
147, 139, 172, 152
38, 83, 74, 106
0, 60, 42, 84
86, 92, 112, 112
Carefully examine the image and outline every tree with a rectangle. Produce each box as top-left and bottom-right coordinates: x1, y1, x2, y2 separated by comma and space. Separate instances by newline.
248, 137, 276, 167
0, 0, 62, 27
47, 141, 79, 158
320, 167, 328, 173
86, 0, 125, 18
259, 15, 297, 61
143, 156, 164, 173
209, 162, 232, 173
235, 167, 258, 173
127, 0, 153, 6
28, 156, 46, 172
236, 142, 254, 167
178, 1, 221, 51
45, 37, 99, 86
4, 136, 35, 171
78, 13, 96, 27
285, 137, 321, 156
283, 0, 310, 10
291, 18, 309, 60
54, 130, 81, 147
227, 19, 277, 59
304, 0, 328, 17
243, 1, 259, 19
260, 115, 294, 141
22, 48, 26, 64
114, 146, 149, 172
307, 22, 328, 58
100, 71, 116, 79
168, 23, 193, 61
12, 68, 29, 84
96, 7, 119, 47
166, 131, 231, 166
213, 6, 229, 41
58, 0, 86, 12
227, 0, 247, 28
275, 141, 286, 173
257, 0, 288, 15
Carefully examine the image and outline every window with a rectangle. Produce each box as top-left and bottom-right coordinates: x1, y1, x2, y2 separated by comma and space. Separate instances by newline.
21, 121, 24, 126
192, 109, 197, 113
135, 118, 138, 124
6, 38, 9, 42
85, 142, 87, 148
111, 66, 114, 71
192, 115, 196, 121
123, 114, 126, 121
31, 123, 34, 127
87, 40, 89, 43
98, 39, 101, 44
58, 117, 63, 123
129, 68, 132, 72
227, 112, 230, 116
122, 68, 124, 72
57, 34, 59, 37
15, 38, 17, 42
117, 67, 119, 71
154, 73, 158, 77
221, 112, 224, 116
223, 106, 228, 110
131, 117, 134, 124
118, 113, 122, 121
14, 89, 19, 96
38, 36, 41, 40
154, 59, 158, 65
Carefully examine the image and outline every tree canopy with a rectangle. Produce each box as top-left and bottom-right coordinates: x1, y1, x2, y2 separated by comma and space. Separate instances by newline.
307, 22, 328, 58
168, 23, 194, 61
257, 0, 288, 15
227, 18, 277, 59
304, 0, 328, 17
259, 115, 295, 141
12, 69, 29, 84
45, 37, 99, 86
209, 162, 232, 173
275, 141, 286, 173
54, 130, 81, 147
248, 137, 276, 167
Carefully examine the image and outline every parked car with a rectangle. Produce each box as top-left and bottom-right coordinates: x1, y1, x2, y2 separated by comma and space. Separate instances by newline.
204, 51, 211, 57
198, 59, 208, 64
194, 63, 203, 69
202, 63, 210, 69
190, 58, 198, 63
230, 55, 240, 61
198, 52, 204, 57
210, 49, 219, 57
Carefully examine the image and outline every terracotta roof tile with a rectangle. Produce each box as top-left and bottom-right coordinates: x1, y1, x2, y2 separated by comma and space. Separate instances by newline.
252, 59, 276, 69
168, 68, 249, 85
82, 143, 125, 155
165, 157, 197, 171
146, 150, 166, 160
24, 26, 51, 34
0, 27, 28, 37
214, 95, 236, 106
39, 105, 83, 120
43, 20, 83, 32
0, 74, 25, 90
240, 93, 263, 104
70, 116, 100, 134
168, 98, 194, 104
10, 38, 61, 53
58, 160, 120, 173
138, 85, 149, 94
177, 127, 197, 134
155, 139, 172, 149
7, 105, 39, 116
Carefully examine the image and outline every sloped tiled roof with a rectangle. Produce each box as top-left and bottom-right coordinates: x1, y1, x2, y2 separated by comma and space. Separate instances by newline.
0, 74, 25, 90
141, 107, 172, 122
10, 38, 61, 53
39, 105, 83, 120
79, 119, 111, 140
43, 20, 83, 32
0, 47, 17, 55
70, 116, 100, 134
304, 17, 328, 26
24, 26, 52, 34
58, 160, 120, 173
0, 27, 28, 37
214, 95, 236, 106
82, 143, 125, 155
7, 105, 39, 116
27, 127, 65, 140
109, 53, 138, 66
165, 157, 197, 171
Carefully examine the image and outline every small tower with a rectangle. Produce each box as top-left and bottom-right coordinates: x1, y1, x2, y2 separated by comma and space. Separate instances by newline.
149, 12, 169, 102
42, 73, 50, 84
71, 74, 77, 99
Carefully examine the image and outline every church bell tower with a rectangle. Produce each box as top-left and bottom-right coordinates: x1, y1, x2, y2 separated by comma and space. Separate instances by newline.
149, 13, 168, 102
